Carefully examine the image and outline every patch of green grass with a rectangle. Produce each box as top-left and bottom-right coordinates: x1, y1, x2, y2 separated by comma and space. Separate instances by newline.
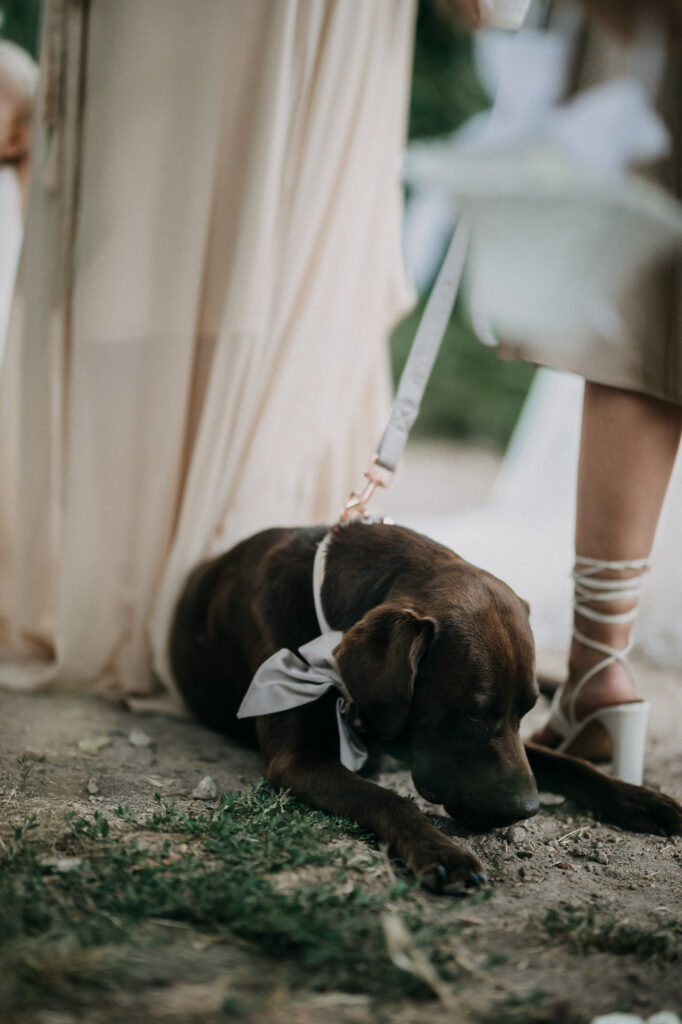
543, 903, 680, 962
16, 753, 33, 788
0, 781, 482, 1014
409, 3, 489, 140
1, 937, 122, 1016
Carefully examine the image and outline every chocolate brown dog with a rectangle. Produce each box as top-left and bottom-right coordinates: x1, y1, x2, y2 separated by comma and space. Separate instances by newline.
170, 521, 682, 892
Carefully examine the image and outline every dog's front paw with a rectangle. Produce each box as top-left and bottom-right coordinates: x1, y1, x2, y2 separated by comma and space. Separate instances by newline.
610, 783, 682, 837
410, 840, 488, 895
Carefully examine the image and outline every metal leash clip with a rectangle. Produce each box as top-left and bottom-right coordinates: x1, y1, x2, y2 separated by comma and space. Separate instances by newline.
340, 455, 395, 524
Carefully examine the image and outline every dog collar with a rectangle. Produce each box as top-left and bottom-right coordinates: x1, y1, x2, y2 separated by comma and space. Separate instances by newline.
312, 532, 333, 634
237, 632, 367, 772
236, 530, 368, 771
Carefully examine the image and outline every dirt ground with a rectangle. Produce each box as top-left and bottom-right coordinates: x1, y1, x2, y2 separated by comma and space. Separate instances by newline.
1, 441, 681, 1023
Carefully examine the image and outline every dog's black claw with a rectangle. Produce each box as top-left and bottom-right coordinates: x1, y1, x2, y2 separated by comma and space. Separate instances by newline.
466, 871, 487, 887
420, 868, 447, 893
657, 827, 669, 837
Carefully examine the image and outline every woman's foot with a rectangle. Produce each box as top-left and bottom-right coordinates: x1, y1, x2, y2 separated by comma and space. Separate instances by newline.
531, 654, 638, 760
531, 557, 649, 762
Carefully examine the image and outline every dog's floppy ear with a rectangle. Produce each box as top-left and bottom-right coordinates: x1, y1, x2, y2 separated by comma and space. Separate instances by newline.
333, 605, 436, 740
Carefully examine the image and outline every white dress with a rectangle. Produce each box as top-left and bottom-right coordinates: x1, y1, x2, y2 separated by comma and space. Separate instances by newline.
0, 0, 416, 702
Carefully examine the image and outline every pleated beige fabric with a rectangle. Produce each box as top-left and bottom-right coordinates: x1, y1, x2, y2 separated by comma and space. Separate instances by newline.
0, 0, 416, 703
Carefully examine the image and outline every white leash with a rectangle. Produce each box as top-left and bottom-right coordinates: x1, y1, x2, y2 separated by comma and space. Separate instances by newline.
377, 220, 471, 474
340, 211, 471, 523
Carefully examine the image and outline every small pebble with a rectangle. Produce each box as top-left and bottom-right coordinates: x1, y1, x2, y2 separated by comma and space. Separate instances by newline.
128, 727, 152, 748
41, 857, 82, 873
538, 792, 565, 807
192, 775, 218, 800
23, 747, 46, 762
504, 825, 527, 845
77, 735, 114, 754
86, 777, 100, 795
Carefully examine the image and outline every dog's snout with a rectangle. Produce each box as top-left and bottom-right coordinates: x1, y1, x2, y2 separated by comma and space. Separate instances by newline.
500, 789, 540, 824
445, 791, 538, 830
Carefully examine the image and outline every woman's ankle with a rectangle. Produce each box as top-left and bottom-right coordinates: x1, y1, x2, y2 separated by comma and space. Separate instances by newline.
564, 646, 638, 719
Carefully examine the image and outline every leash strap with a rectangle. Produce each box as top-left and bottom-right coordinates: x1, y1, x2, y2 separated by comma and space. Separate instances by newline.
340, 220, 470, 521
375, 220, 470, 473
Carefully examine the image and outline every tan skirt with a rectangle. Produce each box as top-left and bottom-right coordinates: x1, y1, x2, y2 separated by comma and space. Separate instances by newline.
498, 27, 682, 405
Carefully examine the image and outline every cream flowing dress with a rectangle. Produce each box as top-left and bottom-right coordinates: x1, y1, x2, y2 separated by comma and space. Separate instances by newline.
0, 0, 416, 704
0, 165, 22, 364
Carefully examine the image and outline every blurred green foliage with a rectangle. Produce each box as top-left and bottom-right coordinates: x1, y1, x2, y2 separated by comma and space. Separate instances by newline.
0, 0, 41, 55
409, 1, 489, 139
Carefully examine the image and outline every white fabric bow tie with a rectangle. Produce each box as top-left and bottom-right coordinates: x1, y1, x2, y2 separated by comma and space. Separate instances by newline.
236, 538, 369, 772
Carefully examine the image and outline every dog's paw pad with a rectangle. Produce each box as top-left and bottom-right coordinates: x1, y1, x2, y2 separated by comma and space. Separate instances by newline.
419, 863, 488, 895
419, 868, 446, 893
443, 870, 488, 894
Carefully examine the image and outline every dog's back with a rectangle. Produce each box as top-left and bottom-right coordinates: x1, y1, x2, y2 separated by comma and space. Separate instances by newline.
170, 526, 325, 741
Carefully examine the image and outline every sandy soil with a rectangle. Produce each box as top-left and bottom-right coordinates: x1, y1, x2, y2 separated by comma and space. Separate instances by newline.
1, 441, 681, 1023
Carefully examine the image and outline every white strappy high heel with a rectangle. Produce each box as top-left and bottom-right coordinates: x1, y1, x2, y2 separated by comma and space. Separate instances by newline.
549, 557, 650, 786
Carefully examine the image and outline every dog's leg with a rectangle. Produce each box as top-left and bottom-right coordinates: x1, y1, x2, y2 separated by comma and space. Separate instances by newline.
258, 708, 487, 893
268, 753, 486, 892
525, 741, 682, 836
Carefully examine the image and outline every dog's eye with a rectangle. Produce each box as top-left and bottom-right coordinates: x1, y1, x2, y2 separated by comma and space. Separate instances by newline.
467, 713, 505, 738
518, 691, 539, 717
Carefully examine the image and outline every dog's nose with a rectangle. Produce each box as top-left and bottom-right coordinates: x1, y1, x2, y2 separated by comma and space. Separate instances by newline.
446, 789, 539, 830
503, 790, 540, 824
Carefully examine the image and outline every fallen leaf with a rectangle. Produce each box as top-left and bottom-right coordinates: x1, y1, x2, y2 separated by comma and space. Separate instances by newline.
382, 911, 457, 1008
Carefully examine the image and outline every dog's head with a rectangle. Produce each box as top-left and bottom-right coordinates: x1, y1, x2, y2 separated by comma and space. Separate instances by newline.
333, 565, 539, 830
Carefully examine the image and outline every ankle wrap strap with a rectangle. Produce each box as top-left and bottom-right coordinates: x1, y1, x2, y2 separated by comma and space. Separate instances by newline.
568, 556, 650, 722
573, 556, 650, 625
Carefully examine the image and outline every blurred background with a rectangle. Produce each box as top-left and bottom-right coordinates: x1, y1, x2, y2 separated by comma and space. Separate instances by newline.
0, 0, 586, 677
4, 0, 680, 674
0, 0, 535, 454
395, 2, 536, 451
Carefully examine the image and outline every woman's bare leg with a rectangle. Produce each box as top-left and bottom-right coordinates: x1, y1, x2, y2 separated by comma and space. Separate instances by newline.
533, 381, 682, 754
